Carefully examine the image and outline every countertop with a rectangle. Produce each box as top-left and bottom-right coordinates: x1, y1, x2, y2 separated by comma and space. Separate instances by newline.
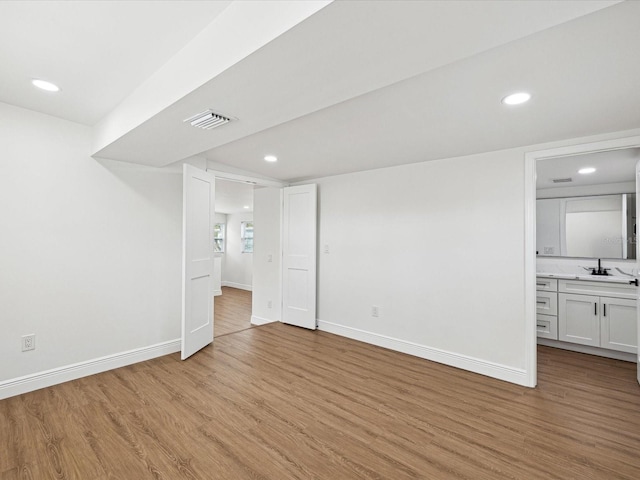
536, 272, 637, 284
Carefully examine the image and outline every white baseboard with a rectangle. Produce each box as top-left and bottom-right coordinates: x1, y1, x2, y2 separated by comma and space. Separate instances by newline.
537, 338, 636, 362
251, 315, 278, 326
317, 320, 530, 387
0, 339, 181, 400
222, 281, 252, 291
213, 289, 222, 296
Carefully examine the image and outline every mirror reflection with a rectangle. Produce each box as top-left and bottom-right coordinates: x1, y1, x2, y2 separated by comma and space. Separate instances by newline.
536, 148, 639, 260
537, 194, 636, 259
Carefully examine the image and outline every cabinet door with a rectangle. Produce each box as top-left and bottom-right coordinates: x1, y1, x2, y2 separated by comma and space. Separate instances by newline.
558, 293, 600, 347
600, 297, 638, 354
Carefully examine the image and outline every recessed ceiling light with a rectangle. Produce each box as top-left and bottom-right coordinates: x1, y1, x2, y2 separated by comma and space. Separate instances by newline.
501, 92, 531, 105
243, 205, 250, 209
264, 155, 277, 162
32, 79, 60, 92
578, 167, 596, 174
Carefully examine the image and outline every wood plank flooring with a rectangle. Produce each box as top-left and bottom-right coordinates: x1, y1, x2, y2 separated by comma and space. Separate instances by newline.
2, 324, 640, 479
214, 287, 252, 337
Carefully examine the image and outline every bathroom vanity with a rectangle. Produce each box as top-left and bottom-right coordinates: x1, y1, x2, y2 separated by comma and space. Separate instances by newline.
536, 274, 638, 360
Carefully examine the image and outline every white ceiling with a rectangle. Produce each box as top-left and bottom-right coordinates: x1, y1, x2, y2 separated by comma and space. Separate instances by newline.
215, 180, 254, 215
0, 0, 230, 125
3, 1, 638, 184
202, 0, 640, 182
90, 0, 619, 174
536, 148, 640, 190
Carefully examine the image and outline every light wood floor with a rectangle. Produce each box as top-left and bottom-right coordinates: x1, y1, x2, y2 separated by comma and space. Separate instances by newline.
214, 287, 252, 337
2, 326, 640, 479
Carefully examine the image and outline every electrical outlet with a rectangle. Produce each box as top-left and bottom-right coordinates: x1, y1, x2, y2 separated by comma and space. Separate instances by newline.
371, 305, 379, 317
22, 334, 35, 352
267, 254, 273, 263
267, 300, 272, 309
323, 244, 330, 254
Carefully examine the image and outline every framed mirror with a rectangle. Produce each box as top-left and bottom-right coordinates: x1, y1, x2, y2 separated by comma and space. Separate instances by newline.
536, 147, 639, 260
537, 194, 636, 259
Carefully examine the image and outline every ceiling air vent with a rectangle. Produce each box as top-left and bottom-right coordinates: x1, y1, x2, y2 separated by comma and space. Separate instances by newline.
552, 177, 572, 183
184, 109, 233, 130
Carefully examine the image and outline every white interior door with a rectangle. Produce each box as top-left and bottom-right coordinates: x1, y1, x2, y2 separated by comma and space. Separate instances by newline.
282, 184, 317, 329
182, 164, 216, 360
636, 160, 640, 385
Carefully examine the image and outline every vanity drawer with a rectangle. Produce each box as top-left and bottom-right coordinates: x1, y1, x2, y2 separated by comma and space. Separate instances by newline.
536, 278, 558, 292
558, 279, 636, 299
536, 291, 558, 316
536, 314, 558, 340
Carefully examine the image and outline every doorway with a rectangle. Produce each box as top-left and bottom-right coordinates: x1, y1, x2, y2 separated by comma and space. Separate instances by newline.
525, 135, 640, 387
206, 170, 287, 340
213, 178, 255, 337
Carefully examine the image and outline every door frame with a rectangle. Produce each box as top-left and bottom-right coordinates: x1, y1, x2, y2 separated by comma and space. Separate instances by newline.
206, 168, 288, 324
524, 135, 640, 388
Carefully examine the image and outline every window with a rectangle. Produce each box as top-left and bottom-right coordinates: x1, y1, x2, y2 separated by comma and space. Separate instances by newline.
241, 221, 254, 253
213, 223, 225, 253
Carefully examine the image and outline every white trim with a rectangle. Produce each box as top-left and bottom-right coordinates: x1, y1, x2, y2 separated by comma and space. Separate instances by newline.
537, 339, 636, 362
317, 320, 529, 386
213, 289, 222, 296
206, 169, 287, 189
222, 281, 252, 291
524, 152, 537, 387
0, 339, 180, 400
251, 315, 278, 326
526, 136, 640, 163
524, 134, 640, 389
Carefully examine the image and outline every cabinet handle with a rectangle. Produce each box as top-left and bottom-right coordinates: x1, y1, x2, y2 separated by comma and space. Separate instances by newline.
603, 303, 606, 317
537, 323, 545, 328
594, 303, 597, 315
536, 283, 546, 287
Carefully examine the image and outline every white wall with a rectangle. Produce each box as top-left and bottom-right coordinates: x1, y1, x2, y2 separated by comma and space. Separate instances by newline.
0, 102, 182, 395
251, 188, 282, 325
314, 150, 528, 381
222, 212, 253, 290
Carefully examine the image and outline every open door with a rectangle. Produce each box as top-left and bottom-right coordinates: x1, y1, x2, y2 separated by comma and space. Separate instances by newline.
636, 161, 640, 385
181, 164, 216, 359
282, 184, 317, 329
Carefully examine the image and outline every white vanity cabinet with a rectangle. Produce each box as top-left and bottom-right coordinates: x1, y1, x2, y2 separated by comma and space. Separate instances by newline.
536, 278, 558, 340
557, 280, 637, 354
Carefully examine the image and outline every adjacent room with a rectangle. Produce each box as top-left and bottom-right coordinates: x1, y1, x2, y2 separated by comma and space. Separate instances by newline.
1, 1, 640, 479
213, 179, 255, 337
535, 147, 639, 375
